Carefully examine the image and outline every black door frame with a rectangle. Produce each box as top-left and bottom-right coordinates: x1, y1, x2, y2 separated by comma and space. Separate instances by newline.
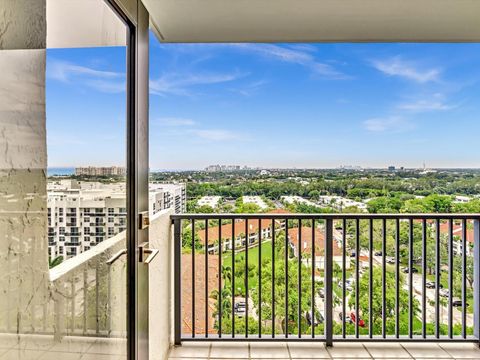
103, 1, 150, 360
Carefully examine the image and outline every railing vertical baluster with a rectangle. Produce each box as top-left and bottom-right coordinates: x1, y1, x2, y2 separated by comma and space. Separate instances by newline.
192, 219, 196, 338
382, 218, 386, 338
342, 218, 346, 339
473, 219, 480, 342
395, 218, 400, 338
272, 220, 276, 339
259, 219, 262, 337
219, 220, 222, 338
107, 263, 112, 335
71, 274, 75, 333
325, 218, 333, 347
83, 266, 87, 335
205, 219, 209, 338
422, 219, 427, 338
174, 219, 182, 345
245, 219, 249, 338
462, 218, 467, 339
435, 219, 441, 339
232, 219, 235, 338
408, 218, 413, 339
355, 219, 360, 339
312, 218, 316, 339
369, 218, 373, 338
95, 267, 99, 335
448, 219, 453, 339
298, 219, 302, 338
285, 218, 289, 338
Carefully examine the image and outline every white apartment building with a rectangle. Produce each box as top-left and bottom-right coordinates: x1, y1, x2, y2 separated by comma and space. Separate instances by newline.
197, 196, 222, 209
318, 195, 368, 212
281, 195, 317, 207
242, 195, 268, 210
75, 166, 126, 176
47, 180, 186, 260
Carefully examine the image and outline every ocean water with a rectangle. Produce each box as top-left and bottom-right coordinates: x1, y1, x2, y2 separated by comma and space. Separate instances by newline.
47, 167, 75, 176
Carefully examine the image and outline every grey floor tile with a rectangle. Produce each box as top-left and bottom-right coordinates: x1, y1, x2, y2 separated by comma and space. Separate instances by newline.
250, 342, 289, 359
85, 338, 127, 356
327, 343, 371, 358
38, 351, 83, 360
169, 342, 211, 358
365, 342, 411, 358
48, 336, 95, 353
439, 343, 480, 359
288, 342, 330, 358
0, 348, 46, 360
400, 343, 452, 359
209, 342, 249, 359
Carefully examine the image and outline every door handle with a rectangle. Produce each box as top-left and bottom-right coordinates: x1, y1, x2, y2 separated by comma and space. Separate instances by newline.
138, 241, 159, 264
143, 248, 159, 264
106, 249, 127, 265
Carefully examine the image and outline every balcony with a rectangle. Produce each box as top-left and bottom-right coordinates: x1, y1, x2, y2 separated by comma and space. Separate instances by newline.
4, 211, 480, 360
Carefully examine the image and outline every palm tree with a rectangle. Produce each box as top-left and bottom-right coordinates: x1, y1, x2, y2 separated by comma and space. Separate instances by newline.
49, 256, 63, 269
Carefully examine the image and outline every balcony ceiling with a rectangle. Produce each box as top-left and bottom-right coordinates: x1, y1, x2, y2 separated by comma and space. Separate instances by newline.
143, 0, 480, 43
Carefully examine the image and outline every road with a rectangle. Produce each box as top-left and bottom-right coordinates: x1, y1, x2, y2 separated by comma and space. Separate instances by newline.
367, 252, 473, 327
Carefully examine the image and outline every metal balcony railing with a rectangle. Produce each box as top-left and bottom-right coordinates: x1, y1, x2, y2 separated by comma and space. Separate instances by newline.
171, 213, 480, 345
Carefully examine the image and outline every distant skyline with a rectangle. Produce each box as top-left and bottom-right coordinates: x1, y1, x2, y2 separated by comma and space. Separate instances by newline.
47, 36, 480, 169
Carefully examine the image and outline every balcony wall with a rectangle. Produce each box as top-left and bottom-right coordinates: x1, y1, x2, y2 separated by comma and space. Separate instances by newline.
149, 208, 175, 360
0, 0, 49, 335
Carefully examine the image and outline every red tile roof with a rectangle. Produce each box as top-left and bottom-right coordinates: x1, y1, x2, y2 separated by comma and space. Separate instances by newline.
181, 254, 219, 335
287, 226, 343, 256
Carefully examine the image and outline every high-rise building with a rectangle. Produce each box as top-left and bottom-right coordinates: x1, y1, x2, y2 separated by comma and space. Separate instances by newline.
75, 166, 126, 176
47, 180, 186, 260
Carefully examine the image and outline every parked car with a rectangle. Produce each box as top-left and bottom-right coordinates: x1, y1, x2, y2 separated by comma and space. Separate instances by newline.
339, 312, 353, 324
338, 281, 353, 291
306, 310, 324, 326
318, 289, 325, 299
234, 302, 246, 317
386, 256, 395, 264
452, 298, 468, 307
439, 289, 450, 298
402, 267, 418, 273
374, 251, 382, 256
349, 311, 366, 327
426, 281, 443, 289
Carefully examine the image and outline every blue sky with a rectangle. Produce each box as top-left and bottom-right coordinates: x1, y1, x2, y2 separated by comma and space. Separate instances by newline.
47, 35, 480, 169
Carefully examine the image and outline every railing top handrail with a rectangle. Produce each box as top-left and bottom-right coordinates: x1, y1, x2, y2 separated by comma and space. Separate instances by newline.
171, 213, 480, 220
49, 230, 126, 282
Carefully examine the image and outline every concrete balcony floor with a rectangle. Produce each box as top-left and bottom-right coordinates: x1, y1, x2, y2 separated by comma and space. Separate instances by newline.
0, 334, 126, 360
168, 341, 480, 360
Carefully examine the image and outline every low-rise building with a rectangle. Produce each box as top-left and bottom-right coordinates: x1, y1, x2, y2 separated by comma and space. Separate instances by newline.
75, 166, 126, 176
281, 195, 317, 207
197, 196, 222, 209
318, 195, 368, 212
242, 195, 268, 210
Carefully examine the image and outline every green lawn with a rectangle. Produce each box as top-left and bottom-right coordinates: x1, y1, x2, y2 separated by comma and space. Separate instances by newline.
222, 240, 274, 294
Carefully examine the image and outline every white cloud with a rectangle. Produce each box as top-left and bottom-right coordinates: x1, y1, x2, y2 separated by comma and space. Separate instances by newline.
398, 99, 455, 112
47, 60, 125, 93
363, 116, 413, 133
191, 129, 240, 141
230, 79, 268, 96
158, 117, 196, 126
48, 60, 123, 82
231, 44, 349, 79
150, 71, 246, 96
372, 57, 441, 83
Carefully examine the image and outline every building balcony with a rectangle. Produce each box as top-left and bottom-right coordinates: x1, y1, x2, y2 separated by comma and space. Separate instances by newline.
5, 211, 480, 360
